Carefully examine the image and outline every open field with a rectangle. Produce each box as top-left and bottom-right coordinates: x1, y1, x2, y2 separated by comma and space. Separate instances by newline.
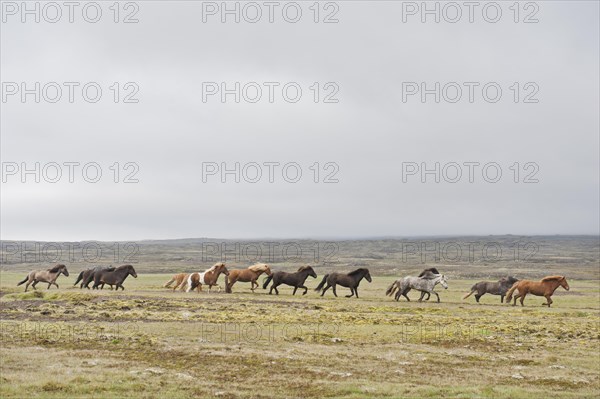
1, 267, 599, 398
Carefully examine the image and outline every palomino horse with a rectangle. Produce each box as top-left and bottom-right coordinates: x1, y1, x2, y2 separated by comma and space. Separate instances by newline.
74, 266, 115, 289
386, 274, 448, 303
17, 264, 70, 292
263, 266, 317, 295
225, 263, 272, 293
186, 263, 229, 293
505, 276, 569, 307
92, 265, 137, 290
463, 276, 519, 303
314, 268, 372, 298
163, 273, 189, 291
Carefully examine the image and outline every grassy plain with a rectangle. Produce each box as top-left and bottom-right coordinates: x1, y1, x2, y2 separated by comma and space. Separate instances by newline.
1, 270, 599, 398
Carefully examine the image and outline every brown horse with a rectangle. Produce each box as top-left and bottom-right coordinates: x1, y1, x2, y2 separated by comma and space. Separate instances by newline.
17, 264, 70, 292
92, 265, 137, 290
186, 263, 229, 293
225, 263, 272, 293
163, 273, 189, 291
505, 276, 570, 307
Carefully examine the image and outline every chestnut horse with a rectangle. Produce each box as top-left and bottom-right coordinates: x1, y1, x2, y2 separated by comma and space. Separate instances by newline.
505, 276, 569, 307
17, 264, 70, 292
163, 273, 189, 291
186, 263, 229, 293
225, 263, 272, 293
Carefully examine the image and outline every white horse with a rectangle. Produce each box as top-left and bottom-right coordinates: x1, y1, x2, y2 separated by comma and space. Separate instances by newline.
386, 274, 448, 303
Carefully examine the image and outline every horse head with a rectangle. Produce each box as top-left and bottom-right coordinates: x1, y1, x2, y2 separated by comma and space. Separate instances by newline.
217, 263, 229, 276
49, 264, 69, 276
559, 276, 569, 291
126, 265, 138, 278
307, 266, 317, 279
438, 275, 448, 289
60, 265, 70, 277
364, 269, 372, 283
264, 265, 273, 276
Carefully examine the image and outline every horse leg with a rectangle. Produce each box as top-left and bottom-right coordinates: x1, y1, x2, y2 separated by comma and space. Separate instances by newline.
418, 292, 425, 302
321, 283, 331, 297
292, 286, 298, 295
355, 287, 359, 299
500, 295, 504, 303
345, 288, 354, 298
474, 294, 481, 303
425, 292, 431, 301
47, 283, 52, 289
544, 295, 553, 307
519, 292, 527, 306
31, 280, 38, 290
300, 285, 308, 295
25, 279, 32, 292
53, 281, 59, 288
434, 291, 441, 303
332, 284, 338, 297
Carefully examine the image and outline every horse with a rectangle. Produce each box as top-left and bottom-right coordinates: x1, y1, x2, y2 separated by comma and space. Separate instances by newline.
505, 276, 569, 307
416, 268, 441, 300
163, 273, 189, 291
74, 266, 115, 289
17, 264, 70, 292
387, 268, 441, 300
463, 276, 519, 303
225, 263, 272, 293
263, 266, 317, 295
314, 268, 372, 298
186, 263, 229, 293
92, 265, 137, 290
386, 274, 448, 303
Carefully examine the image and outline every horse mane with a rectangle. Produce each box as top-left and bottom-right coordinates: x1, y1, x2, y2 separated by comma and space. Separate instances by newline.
541, 275, 565, 282
418, 268, 440, 277
47, 264, 65, 273
297, 266, 312, 272
115, 264, 132, 270
348, 268, 367, 276
248, 263, 269, 272
205, 264, 219, 273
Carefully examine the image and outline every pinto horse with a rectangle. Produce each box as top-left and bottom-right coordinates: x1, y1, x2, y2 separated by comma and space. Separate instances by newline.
505, 276, 569, 307
225, 263, 272, 293
186, 263, 229, 293
314, 268, 372, 298
92, 265, 137, 290
263, 266, 317, 295
17, 264, 69, 292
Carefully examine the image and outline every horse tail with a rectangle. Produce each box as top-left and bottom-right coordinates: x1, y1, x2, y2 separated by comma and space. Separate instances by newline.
73, 271, 84, 286
163, 277, 175, 288
504, 281, 520, 302
314, 274, 329, 292
385, 281, 398, 296
262, 275, 273, 290
462, 290, 474, 299
17, 275, 29, 286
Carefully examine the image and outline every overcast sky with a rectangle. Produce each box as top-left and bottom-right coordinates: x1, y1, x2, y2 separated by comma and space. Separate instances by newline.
1, 1, 598, 241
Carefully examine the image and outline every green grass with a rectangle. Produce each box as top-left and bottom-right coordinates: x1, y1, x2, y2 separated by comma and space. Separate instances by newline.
1, 270, 599, 398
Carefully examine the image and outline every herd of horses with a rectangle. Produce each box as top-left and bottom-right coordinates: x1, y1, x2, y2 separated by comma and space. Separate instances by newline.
15, 263, 571, 307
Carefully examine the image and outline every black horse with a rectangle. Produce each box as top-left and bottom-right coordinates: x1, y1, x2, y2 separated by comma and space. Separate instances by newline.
263, 266, 317, 295
92, 265, 137, 290
463, 276, 519, 303
74, 266, 115, 289
314, 268, 372, 298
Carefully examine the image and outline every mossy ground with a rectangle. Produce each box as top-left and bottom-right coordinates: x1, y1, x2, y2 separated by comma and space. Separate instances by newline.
1, 272, 598, 398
